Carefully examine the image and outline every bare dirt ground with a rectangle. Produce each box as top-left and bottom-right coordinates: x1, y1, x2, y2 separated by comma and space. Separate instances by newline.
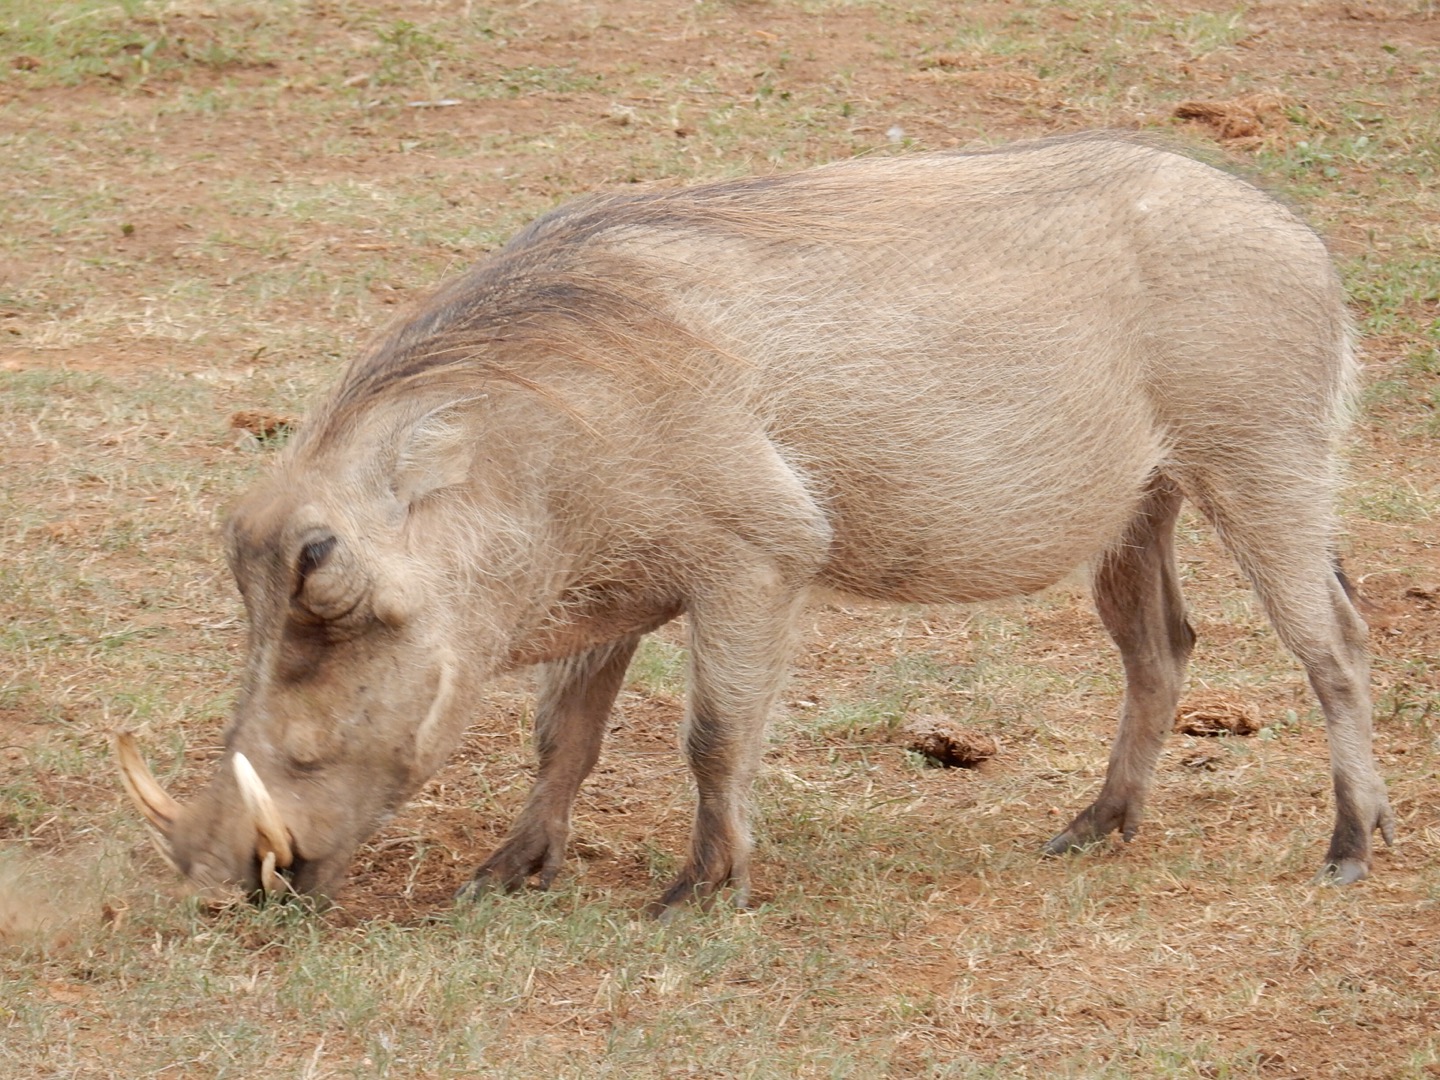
2, 1, 1439, 1077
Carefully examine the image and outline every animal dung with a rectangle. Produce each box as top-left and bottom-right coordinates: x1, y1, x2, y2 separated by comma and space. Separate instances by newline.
902, 716, 998, 768
229, 410, 299, 447
1173, 693, 1262, 737
1173, 92, 1291, 141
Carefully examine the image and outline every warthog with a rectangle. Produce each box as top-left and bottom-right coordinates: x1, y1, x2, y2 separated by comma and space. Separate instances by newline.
117, 133, 1393, 913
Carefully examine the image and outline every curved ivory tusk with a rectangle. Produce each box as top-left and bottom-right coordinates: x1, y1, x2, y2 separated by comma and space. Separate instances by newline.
258, 850, 293, 897
232, 752, 295, 869
113, 732, 181, 833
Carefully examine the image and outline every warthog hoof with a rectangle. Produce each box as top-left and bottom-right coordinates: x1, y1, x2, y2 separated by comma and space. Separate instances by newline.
1313, 858, 1370, 886
1042, 797, 1141, 856
457, 826, 568, 900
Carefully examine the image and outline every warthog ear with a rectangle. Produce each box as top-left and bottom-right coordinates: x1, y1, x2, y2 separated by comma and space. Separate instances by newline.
391, 398, 484, 506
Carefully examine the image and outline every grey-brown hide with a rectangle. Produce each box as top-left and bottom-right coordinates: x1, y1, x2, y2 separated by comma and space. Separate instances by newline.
126, 134, 1393, 908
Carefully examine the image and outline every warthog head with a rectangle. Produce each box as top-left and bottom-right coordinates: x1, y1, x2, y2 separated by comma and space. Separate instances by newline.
112, 215, 679, 904
115, 403, 496, 900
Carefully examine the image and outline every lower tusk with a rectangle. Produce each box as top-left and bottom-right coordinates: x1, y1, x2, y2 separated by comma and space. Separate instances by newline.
258, 850, 293, 897
113, 732, 181, 834
232, 752, 295, 869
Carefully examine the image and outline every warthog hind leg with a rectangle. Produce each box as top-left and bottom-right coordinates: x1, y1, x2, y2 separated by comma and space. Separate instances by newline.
1189, 471, 1393, 883
1047, 475, 1193, 855
457, 634, 641, 899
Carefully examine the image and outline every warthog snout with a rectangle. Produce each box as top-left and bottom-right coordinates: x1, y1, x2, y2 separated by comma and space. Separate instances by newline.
116, 733, 297, 897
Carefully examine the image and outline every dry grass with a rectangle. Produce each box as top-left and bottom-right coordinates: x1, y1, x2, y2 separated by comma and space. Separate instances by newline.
3, 0, 1439, 1076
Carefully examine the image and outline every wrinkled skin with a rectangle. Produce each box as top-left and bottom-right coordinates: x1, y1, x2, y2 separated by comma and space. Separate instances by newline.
118, 135, 1394, 911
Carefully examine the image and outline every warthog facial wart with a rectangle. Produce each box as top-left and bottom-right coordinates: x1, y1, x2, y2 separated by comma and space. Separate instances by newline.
116, 133, 1394, 913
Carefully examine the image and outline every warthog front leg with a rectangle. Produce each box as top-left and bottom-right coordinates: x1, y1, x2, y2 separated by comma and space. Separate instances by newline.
1047, 476, 1193, 855
649, 568, 810, 917
458, 634, 641, 898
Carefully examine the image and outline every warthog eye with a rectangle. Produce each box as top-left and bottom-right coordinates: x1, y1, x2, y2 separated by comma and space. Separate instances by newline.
294, 535, 338, 595
290, 533, 370, 631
